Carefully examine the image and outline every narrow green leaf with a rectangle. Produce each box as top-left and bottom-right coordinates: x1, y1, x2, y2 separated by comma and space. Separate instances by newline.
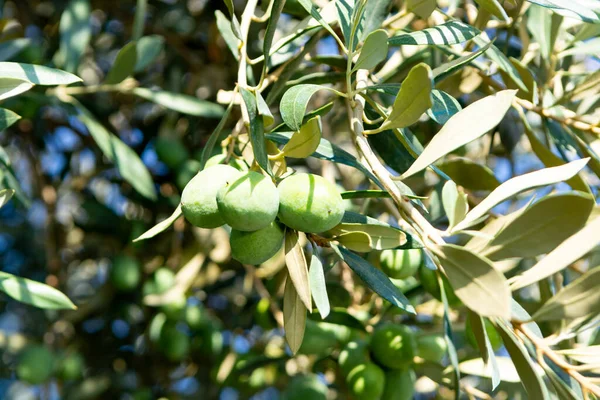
473, 35, 528, 92
76, 105, 157, 200
133, 205, 182, 242
402, 90, 517, 179
353, 29, 388, 72
133, 87, 224, 117
0, 78, 33, 101
134, 35, 164, 72
328, 223, 409, 252
482, 192, 594, 261
528, 5, 559, 61
223, 0, 234, 16
0, 271, 76, 310
56, 0, 91, 73
297, 0, 341, 44
438, 158, 500, 191
341, 190, 391, 199
0, 38, 31, 62
332, 245, 416, 314
525, 0, 600, 24
496, 322, 551, 400
105, 42, 138, 84
511, 216, 600, 291
282, 116, 322, 158
255, 92, 274, 127
0, 188, 14, 209
215, 10, 240, 59
359, 0, 392, 41
467, 311, 501, 388
474, 0, 509, 21
335, 0, 355, 49
533, 265, 600, 321
432, 41, 493, 83
440, 277, 461, 398
280, 84, 331, 131
434, 244, 511, 318
442, 181, 468, 229
284, 230, 312, 310
407, 0, 436, 19
262, 0, 285, 76
427, 90, 462, 125
132, 0, 147, 40
0, 62, 81, 85
559, 37, 600, 58
240, 88, 271, 175
379, 63, 432, 131
309, 253, 330, 319
542, 363, 583, 400
283, 276, 307, 355
339, 211, 423, 248
389, 21, 480, 46
453, 158, 589, 232
459, 357, 521, 383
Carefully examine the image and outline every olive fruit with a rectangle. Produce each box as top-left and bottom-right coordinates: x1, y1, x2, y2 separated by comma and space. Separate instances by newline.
181, 165, 242, 228
382, 368, 416, 400
379, 249, 423, 279
110, 255, 141, 292
159, 323, 190, 361
16, 345, 55, 384
370, 324, 416, 369
346, 363, 385, 400
416, 334, 447, 363
217, 171, 279, 231
230, 221, 284, 265
277, 173, 344, 233
284, 374, 328, 400
339, 340, 370, 376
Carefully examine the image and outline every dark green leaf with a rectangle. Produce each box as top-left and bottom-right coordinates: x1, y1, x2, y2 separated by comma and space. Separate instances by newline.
240, 88, 271, 175
353, 29, 388, 71
467, 311, 501, 388
0, 107, 21, 130
105, 41, 137, 84
280, 84, 331, 131
133, 205, 182, 242
427, 90, 462, 125
262, 0, 285, 75
360, 0, 392, 41
432, 41, 493, 83
475, 0, 509, 21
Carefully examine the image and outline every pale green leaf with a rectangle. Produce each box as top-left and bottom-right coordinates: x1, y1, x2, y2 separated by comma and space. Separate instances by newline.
389, 21, 480, 46
56, 0, 91, 73
528, 4, 560, 61
459, 357, 522, 383
133, 87, 224, 117
379, 63, 432, 131
482, 192, 594, 261
511, 215, 600, 291
442, 181, 468, 229
335, 0, 355, 49
328, 223, 409, 252
438, 157, 500, 191
432, 41, 493, 83
280, 84, 331, 131
475, 0, 509, 21
282, 116, 322, 158
467, 312, 501, 388
133, 205, 182, 242
533, 265, 600, 321
223, 0, 234, 16
0, 78, 33, 101
134, 35, 164, 72
496, 322, 551, 400
434, 244, 511, 318
332, 245, 416, 313
427, 89, 462, 125
407, 0, 436, 19
0, 38, 31, 62
353, 29, 388, 72
473, 35, 528, 92
105, 41, 137, 84
284, 230, 312, 310
215, 10, 240, 59
309, 253, 330, 319
402, 90, 517, 179
0, 271, 76, 310
76, 105, 157, 200
453, 158, 589, 232
283, 275, 307, 355
0, 62, 81, 85
360, 0, 393, 41
559, 37, 600, 58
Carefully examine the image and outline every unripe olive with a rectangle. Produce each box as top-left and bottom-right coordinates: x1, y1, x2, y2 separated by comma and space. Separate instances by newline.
155, 137, 189, 169
185, 304, 209, 331
284, 374, 328, 400
217, 171, 279, 231
230, 221, 284, 265
346, 363, 386, 400
370, 324, 416, 369
379, 249, 423, 279
181, 165, 242, 228
339, 340, 370, 376
277, 173, 344, 233
154, 267, 176, 294
16, 345, 55, 384
57, 352, 85, 381
416, 334, 447, 363
382, 368, 416, 400
159, 323, 190, 361
110, 255, 141, 292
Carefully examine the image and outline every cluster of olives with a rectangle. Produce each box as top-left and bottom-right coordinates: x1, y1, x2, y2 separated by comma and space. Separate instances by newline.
339, 325, 447, 400
16, 345, 85, 385
180, 164, 345, 265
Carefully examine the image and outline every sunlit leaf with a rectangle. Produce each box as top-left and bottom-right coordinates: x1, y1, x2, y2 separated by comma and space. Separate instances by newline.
133, 205, 182, 242
134, 35, 164, 72
389, 21, 480, 46
453, 159, 589, 232
0, 271, 76, 310
525, 0, 600, 24
0, 188, 14, 209
282, 116, 322, 158
308, 252, 330, 319
475, 0, 509, 21
56, 0, 91, 73
442, 181, 468, 229
283, 276, 307, 355
0, 78, 33, 101
215, 10, 240, 59
402, 90, 517, 179
133, 87, 224, 117
427, 90, 462, 125
467, 311, 501, 388
438, 158, 500, 191
434, 244, 511, 318
284, 230, 312, 310
0, 62, 81, 85
280, 84, 332, 131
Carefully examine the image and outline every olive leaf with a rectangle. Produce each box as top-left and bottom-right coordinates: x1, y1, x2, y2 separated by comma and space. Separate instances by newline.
474, 0, 509, 21
240, 88, 271, 175
442, 181, 469, 230
0, 271, 76, 310
56, 0, 91, 73
0, 62, 81, 85
353, 29, 388, 71
0, 78, 33, 101
284, 230, 312, 310
0, 188, 14, 209
133, 205, 183, 242
280, 84, 333, 131
105, 41, 137, 84
283, 275, 307, 355
282, 116, 322, 158
407, 0, 436, 19
308, 252, 330, 319
133, 87, 225, 118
